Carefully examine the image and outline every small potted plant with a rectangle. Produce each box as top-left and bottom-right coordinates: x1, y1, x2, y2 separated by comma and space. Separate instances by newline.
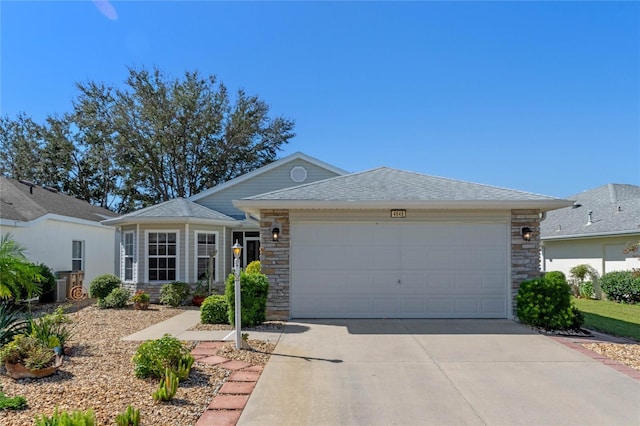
132, 290, 150, 310
192, 282, 208, 307
0, 334, 63, 379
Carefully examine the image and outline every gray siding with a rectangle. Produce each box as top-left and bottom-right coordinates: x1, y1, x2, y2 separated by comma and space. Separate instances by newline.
197, 159, 341, 217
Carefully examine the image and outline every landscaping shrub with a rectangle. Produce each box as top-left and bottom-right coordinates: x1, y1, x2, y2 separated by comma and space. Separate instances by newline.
578, 281, 595, 299
0, 302, 28, 346
516, 272, 584, 330
98, 287, 130, 309
0, 385, 27, 410
88, 274, 121, 300
37, 264, 57, 303
159, 282, 191, 307
115, 405, 140, 426
132, 334, 194, 379
34, 407, 96, 426
245, 260, 261, 275
200, 295, 228, 324
29, 307, 73, 349
600, 270, 640, 303
152, 369, 179, 402
225, 271, 269, 327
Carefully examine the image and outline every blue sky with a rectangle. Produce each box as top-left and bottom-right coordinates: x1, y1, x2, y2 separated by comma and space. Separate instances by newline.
2, 1, 638, 198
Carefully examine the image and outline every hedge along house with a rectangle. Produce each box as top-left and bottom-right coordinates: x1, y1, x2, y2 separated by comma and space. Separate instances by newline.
101, 153, 347, 301
234, 168, 572, 320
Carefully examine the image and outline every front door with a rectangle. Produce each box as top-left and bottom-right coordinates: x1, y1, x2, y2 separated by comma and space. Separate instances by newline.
245, 237, 260, 267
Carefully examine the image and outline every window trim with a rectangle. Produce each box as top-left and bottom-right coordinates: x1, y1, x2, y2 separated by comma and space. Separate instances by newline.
194, 230, 219, 282
122, 230, 136, 283
72, 240, 84, 271
145, 230, 180, 283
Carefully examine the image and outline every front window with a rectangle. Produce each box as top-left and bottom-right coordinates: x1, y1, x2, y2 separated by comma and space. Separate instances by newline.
196, 232, 217, 281
123, 231, 135, 281
148, 232, 177, 281
72, 240, 83, 271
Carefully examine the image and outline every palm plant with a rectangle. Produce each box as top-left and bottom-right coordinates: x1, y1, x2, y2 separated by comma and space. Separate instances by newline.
0, 233, 43, 300
0, 303, 28, 347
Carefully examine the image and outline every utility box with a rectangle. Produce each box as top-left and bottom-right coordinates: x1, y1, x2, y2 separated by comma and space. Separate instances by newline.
55, 279, 67, 302
57, 271, 85, 299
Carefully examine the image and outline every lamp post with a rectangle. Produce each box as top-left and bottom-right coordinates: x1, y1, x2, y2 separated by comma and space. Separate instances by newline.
232, 241, 243, 349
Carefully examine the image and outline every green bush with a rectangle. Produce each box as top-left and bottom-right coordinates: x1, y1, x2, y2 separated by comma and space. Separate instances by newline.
0, 302, 28, 347
200, 295, 229, 324
578, 281, 595, 299
600, 271, 640, 303
29, 307, 73, 349
0, 385, 27, 410
132, 334, 194, 379
88, 274, 121, 300
34, 407, 96, 426
225, 271, 269, 327
37, 264, 57, 303
98, 287, 130, 309
245, 260, 261, 275
159, 282, 191, 307
543, 271, 566, 285
516, 273, 584, 330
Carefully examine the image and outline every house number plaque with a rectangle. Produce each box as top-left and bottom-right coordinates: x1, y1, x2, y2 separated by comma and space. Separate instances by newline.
390, 209, 406, 218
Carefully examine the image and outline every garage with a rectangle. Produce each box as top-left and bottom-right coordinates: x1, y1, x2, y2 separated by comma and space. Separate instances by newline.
290, 221, 509, 318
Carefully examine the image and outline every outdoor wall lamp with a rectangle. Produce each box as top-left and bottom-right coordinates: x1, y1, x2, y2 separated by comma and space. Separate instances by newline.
521, 227, 532, 242
271, 221, 281, 241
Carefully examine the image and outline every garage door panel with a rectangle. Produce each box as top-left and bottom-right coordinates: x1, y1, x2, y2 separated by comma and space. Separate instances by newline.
291, 222, 509, 318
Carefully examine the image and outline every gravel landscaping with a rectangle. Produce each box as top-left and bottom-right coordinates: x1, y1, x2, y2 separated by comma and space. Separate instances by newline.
0, 303, 274, 426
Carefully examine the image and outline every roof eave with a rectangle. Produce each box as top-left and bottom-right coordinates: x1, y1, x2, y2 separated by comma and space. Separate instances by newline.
233, 199, 573, 217
541, 229, 640, 241
101, 216, 239, 226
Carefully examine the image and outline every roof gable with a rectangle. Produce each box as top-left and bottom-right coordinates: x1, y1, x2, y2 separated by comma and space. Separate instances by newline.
234, 167, 572, 214
0, 177, 117, 223
189, 152, 348, 202
541, 183, 640, 239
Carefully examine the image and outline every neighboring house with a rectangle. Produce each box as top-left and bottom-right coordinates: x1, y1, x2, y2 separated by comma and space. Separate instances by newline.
101, 152, 347, 300
541, 183, 640, 278
105, 152, 571, 320
0, 176, 118, 286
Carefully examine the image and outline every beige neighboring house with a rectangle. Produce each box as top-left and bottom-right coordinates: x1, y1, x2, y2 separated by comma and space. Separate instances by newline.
104, 151, 572, 320
0, 176, 118, 286
541, 183, 640, 278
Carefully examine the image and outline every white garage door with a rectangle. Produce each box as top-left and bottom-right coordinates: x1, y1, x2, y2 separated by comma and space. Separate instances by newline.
290, 222, 509, 318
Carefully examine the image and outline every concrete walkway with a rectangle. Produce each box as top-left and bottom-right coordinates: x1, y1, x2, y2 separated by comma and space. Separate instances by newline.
238, 319, 640, 426
121, 310, 283, 343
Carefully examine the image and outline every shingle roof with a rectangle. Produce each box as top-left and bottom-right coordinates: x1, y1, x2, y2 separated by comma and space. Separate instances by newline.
0, 177, 118, 223
101, 197, 237, 225
541, 183, 640, 239
234, 167, 571, 214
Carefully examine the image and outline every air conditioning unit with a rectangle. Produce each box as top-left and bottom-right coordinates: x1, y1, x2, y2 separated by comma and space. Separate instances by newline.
56, 279, 67, 303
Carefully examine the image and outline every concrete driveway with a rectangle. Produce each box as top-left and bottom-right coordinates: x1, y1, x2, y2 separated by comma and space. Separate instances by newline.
238, 319, 639, 426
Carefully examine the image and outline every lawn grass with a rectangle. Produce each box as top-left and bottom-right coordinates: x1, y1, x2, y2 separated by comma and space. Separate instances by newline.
571, 297, 640, 341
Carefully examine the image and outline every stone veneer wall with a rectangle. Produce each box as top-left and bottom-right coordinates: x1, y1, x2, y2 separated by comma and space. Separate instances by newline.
259, 209, 290, 320
511, 209, 542, 317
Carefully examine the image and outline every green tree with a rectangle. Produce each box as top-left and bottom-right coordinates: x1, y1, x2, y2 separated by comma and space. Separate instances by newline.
0, 234, 43, 300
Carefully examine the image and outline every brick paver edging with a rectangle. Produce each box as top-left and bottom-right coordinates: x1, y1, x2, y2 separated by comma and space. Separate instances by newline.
550, 336, 640, 381
192, 342, 264, 426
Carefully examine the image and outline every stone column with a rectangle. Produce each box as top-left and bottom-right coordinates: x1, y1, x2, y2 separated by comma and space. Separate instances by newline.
259, 209, 290, 320
511, 209, 542, 317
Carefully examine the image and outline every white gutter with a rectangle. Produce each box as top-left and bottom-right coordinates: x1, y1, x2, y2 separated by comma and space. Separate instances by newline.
541, 229, 640, 241
101, 216, 238, 226
233, 199, 573, 217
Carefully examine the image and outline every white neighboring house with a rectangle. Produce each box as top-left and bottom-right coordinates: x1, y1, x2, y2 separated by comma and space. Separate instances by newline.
541, 183, 640, 278
0, 177, 118, 286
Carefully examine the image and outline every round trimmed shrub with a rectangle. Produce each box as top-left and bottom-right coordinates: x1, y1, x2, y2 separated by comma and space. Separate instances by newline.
600, 271, 640, 303
89, 274, 121, 299
99, 287, 130, 309
516, 272, 584, 330
133, 333, 192, 379
37, 264, 57, 303
200, 295, 228, 324
159, 281, 191, 307
245, 260, 261, 275
225, 271, 269, 327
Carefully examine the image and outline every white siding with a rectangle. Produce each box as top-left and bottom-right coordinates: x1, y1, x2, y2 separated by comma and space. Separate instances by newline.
542, 234, 640, 277
7, 219, 116, 286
